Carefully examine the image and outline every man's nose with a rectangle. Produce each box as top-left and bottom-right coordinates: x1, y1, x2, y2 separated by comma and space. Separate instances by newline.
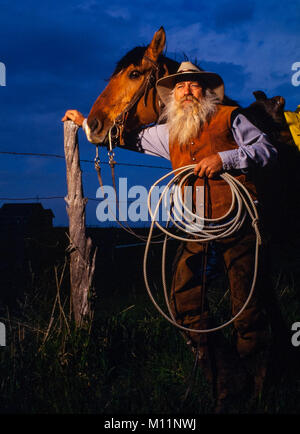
184, 86, 192, 95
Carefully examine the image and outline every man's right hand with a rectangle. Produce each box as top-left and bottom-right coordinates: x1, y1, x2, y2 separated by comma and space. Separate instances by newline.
61, 110, 85, 127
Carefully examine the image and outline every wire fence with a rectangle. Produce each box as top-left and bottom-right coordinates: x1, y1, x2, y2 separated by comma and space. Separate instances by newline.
0, 150, 171, 202
0, 151, 171, 169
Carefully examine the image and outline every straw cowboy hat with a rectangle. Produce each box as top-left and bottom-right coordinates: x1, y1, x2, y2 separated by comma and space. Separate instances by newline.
156, 61, 225, 105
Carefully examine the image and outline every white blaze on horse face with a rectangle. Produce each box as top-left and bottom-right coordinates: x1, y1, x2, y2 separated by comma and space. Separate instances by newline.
83, 119, 94, 142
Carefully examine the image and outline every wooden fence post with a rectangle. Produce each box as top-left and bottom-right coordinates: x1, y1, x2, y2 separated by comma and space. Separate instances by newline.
63, 120, 97, 327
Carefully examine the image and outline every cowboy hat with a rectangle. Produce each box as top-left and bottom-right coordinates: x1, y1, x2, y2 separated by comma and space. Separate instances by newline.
156, 61, 225, 104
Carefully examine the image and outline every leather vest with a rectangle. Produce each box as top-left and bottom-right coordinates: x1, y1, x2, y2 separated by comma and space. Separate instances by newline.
169, 105, 258, 219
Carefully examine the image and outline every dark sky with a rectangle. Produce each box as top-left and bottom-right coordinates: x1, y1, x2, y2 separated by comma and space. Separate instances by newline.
0, 0, 299, 226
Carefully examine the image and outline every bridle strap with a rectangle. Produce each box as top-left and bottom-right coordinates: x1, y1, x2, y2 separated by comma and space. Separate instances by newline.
94, 56, 165, 240
112, 56, 160, 146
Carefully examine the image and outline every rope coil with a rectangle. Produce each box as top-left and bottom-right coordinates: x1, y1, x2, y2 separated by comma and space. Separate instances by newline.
143, 165, 262, 333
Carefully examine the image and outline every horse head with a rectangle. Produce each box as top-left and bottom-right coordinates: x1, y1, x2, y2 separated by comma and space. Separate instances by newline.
240, 90, 287, 139
85, 27, 179, 144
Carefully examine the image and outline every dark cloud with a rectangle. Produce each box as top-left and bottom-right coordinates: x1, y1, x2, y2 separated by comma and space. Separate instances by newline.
214, 1, 255, 29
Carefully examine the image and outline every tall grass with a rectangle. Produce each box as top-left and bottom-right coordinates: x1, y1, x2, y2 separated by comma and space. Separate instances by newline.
1, 236, 300, 414
0, 258, 214, 414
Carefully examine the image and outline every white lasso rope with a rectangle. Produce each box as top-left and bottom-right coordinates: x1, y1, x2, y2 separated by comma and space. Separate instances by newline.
143, 165, 262, 333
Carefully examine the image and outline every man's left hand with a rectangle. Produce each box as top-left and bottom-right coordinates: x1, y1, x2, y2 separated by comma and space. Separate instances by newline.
193, 154, 223, 178
62, 110, 85, 127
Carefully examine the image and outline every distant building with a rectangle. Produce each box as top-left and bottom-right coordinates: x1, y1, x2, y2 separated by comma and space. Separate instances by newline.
0, 203, 54, 233
0, 204, 56, 306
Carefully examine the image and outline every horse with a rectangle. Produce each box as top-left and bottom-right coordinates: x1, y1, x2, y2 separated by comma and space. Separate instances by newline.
237, 90, 300, 239
84, 26, 239, 147
84, 27, 179, 145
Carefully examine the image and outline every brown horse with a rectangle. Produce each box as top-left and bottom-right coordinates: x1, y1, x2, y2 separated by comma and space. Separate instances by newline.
84, 27, 179, 145
83, 27, 241, 147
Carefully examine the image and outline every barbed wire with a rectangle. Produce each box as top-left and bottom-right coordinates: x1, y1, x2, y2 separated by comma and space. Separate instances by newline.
0, 150, 171, 203
0, 196, 141, 203
0, 196, 65, 201
0, 150, 171, 170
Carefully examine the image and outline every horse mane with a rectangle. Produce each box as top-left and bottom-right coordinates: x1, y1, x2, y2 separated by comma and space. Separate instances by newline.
112, 47, 148, 77
112, 46, 179, 77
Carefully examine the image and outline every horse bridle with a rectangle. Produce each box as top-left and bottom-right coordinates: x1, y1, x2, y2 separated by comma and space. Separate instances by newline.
94, 55, 165, 241
107, 55, 162, 151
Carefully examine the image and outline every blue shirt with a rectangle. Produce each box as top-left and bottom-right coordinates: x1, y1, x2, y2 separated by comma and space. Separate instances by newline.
135, 114, 277, 171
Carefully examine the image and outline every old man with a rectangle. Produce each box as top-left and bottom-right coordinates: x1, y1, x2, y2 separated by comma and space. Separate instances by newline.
63, 62, 278, 413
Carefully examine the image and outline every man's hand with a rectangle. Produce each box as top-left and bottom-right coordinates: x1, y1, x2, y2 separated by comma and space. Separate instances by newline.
193, 154, 223, 178
61, 110, 85, 127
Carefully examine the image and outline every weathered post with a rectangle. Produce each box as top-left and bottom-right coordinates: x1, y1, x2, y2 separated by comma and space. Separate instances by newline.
63, 120, 97, 327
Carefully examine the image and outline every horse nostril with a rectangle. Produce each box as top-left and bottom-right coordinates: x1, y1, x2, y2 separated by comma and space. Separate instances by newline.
89, 118, 100, 133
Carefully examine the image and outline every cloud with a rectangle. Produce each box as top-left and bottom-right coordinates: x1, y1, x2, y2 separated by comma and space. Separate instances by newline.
165, 14, 299, 107
105, 6, 131, 20
214, 0, 256, 28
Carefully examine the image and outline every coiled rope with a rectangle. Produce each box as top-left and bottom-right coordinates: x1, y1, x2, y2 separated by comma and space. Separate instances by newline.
143, 164, 262, 333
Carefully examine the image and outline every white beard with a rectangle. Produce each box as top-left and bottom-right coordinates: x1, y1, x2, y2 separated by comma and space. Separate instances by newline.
159, 89, 219, 148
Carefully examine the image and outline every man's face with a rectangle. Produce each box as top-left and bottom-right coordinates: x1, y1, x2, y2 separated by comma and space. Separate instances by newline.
174, 81, 203, 105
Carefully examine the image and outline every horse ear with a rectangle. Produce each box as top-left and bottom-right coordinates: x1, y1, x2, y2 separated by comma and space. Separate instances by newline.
144, 27, 166, 61
253, 90, 267, 101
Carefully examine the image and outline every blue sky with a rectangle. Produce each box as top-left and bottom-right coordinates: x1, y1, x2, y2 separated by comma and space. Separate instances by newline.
0, 0, 299, 226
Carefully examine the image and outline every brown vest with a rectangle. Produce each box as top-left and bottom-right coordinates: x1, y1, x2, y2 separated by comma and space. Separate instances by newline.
169, 105, 257, 219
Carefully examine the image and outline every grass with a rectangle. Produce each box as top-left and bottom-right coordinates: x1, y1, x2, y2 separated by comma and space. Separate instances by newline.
0, 285, 212, 414
1, 230, 300, 414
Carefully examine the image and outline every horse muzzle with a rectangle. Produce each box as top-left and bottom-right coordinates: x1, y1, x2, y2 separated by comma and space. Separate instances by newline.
84, 117, 107, 144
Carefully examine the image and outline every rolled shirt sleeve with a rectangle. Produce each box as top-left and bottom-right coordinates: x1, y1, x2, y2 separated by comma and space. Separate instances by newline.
218, 114, 278, 171
135, 124, 170, 160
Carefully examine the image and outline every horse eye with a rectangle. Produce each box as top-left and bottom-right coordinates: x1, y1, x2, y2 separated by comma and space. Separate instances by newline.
129, 70, 142, 79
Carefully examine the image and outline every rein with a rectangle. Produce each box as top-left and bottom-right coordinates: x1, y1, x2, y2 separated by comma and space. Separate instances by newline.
94, 61, 164, 242
93, 55, 165, 242
109, 55, 161, 147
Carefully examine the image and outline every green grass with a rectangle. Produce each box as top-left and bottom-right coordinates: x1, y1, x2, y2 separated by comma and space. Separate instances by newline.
0, 284, 213, 414
1, 236, 300, 414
